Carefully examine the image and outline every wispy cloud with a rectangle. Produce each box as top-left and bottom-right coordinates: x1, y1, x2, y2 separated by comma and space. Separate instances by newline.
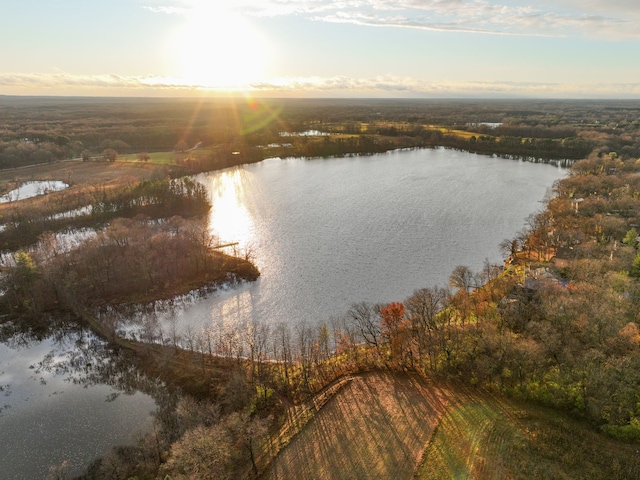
143, 6, 188, 14
144, 0, 640, 39
313, 1, 637, 39
4, 72, 640, 98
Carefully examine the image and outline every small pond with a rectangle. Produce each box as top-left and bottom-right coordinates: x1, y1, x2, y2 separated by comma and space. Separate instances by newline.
0, 181, 69, 203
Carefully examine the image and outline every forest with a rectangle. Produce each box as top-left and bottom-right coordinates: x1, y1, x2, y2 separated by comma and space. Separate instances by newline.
2, 97, 640, 170
3, 97, 640, 479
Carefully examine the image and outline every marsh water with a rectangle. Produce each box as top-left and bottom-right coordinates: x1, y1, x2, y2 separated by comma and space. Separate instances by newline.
0, 330, 156, 479
0, 181, 69, 203
0, 147, 566, 478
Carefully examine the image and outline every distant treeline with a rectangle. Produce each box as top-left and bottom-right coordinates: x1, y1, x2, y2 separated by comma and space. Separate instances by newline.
265, 128, 593, 163
2, 97, 640, 169
439, 132, 593, 162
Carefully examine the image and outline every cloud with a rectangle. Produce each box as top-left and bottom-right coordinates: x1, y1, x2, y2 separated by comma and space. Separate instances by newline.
5, 71, 640, 98
250, 75, 640, 98
554, 0, 640, 14
317, 11, 556, 37
145, 0, 640, 40
312, 1, 637, 39
143, 6, 188, 14
0, 73, 204, 93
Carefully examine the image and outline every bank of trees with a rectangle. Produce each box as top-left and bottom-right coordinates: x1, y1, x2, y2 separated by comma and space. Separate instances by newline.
0, 175, 259, 328
0, 138, 80, 168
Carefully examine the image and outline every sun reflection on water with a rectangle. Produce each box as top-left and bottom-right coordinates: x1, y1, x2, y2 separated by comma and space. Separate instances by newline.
206, 168, 254, 251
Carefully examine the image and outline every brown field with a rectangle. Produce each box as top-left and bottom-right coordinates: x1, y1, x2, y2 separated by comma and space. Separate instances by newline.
260, 372, 640, 480
431, 126, 487, 140
260, 372, 451, 480
0, 159, 179, 216
0, 159, 174, 189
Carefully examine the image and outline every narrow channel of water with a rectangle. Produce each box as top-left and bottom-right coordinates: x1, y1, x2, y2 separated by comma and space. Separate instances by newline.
0, 181, 69, 203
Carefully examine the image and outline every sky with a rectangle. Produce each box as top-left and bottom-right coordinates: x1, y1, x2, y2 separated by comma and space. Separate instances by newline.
2, 0, 640, 98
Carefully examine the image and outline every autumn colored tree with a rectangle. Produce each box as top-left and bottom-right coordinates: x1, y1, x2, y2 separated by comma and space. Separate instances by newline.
380, 301, 410, 365
102, 148, 118, 162
162, 424, 232, 479
448, 265, 476, 293
174, 140, 189, 152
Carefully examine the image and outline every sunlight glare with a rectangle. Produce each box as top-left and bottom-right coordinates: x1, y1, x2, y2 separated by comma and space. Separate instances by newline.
207, 169, 254, 250
172, 3, 269, 89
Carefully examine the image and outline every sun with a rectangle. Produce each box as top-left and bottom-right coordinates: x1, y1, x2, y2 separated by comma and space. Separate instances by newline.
171, 4, 270, 89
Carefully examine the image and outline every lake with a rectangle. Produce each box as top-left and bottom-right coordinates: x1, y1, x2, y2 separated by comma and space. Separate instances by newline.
159, 147, 566, 334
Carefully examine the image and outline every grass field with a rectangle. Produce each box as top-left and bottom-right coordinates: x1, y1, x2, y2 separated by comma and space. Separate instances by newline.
431, 126, 489, 140
0, 159, 172, 188
417, 392, 640, 480
118, 148, 214, 165
118, 151, 177, 164
260, 372, 640, 480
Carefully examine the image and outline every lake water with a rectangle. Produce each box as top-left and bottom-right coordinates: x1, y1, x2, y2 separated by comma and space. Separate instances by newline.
160, 147, 566, 334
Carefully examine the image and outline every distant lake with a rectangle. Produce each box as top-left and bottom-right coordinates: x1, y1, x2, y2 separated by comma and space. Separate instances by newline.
162, 148, 566, 332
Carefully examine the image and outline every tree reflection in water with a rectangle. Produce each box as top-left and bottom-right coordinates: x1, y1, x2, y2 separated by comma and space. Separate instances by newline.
0, 319, 171, 478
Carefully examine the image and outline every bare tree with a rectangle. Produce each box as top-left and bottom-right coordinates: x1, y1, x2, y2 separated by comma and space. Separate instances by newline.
448, 265, 476, 293
499, 237, 520, 262
346, 301, 382, 355
405, 286, 451, 369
